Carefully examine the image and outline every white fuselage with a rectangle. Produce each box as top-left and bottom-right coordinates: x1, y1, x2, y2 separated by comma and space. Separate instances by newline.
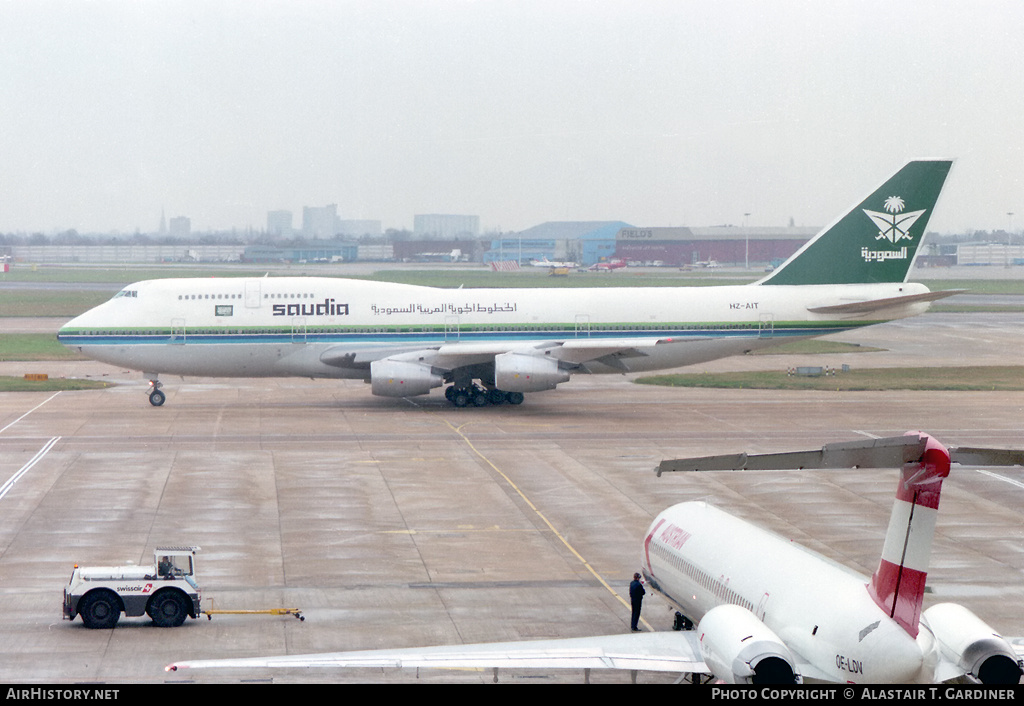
642, 502, 935, 683
58, 276, 932, 382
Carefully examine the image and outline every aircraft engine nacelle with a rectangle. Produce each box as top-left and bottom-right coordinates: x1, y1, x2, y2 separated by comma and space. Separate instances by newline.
922, 603, 1024, 684
697, 604, 800, 684
370, 359, 444, 397
494, 352, 570, 392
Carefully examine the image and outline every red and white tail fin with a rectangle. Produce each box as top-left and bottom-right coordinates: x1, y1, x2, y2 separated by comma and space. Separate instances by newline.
867, 432, 951, 637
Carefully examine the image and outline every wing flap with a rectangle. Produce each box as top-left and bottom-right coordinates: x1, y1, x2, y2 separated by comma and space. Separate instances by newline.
168, 631, 706, 674
553, 337, 666, 365
320, 346, 438, 368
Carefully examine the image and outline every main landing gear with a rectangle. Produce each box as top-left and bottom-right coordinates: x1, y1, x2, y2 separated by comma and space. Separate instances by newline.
444, 384, 525, 408
147, 379, 166, 407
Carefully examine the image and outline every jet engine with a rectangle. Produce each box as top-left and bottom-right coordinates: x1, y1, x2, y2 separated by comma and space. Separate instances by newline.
922, 603, 1023, 684
494, 352, 570, 392
370, 359, 443, 397
697, 604, 799, 684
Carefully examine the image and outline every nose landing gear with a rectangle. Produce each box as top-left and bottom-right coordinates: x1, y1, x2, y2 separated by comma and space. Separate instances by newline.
148, 379, 165, 407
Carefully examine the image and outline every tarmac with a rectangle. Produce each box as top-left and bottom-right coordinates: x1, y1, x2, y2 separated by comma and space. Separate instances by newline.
0, 311, 1022, 684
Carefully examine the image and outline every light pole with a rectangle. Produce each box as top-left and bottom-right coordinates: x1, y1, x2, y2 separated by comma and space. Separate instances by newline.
743, 213, 751, 269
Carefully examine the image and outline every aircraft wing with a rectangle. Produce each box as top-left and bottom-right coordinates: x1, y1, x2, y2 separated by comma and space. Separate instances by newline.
428, 338, 671, 365
167, 631, 707, 676
806, 289, 964, 315
320, 338, 672, 372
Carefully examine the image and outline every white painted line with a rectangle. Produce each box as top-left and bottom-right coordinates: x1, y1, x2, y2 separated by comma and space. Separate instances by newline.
853, 430, 881, 439
0, 436, 61, 500
975, 469, 1024, 491
0, 391, 62, 435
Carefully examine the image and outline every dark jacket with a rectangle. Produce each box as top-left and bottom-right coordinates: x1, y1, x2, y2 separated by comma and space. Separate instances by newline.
630, 579, 645, 603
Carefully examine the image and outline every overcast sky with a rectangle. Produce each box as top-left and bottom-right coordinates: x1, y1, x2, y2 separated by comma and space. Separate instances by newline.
1, 0, 1022, 235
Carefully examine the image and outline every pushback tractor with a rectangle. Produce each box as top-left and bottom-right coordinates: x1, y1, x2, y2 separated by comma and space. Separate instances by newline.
63, 546, 201, 629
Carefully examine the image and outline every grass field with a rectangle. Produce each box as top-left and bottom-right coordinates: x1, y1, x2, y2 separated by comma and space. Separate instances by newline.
0, 376, 112, 392
0, 334, 87, 361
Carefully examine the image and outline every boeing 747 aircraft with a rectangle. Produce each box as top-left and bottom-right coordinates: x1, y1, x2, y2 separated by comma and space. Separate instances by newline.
59, 161, 955, 407
166, 432, 1024, 683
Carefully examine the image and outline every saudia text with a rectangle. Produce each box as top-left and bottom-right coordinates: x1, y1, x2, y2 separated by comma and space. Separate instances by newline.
272, 299, 349, 317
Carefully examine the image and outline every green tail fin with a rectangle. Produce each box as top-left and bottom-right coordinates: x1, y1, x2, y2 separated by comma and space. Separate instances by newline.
759, 160, 953, 286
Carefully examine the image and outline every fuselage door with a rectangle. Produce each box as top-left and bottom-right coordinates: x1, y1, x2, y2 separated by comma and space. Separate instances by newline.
575, 314, 591, 338
756, 591, 770, 620
245, 279, 262, 309
291, 317, 307, 344
170, 318, 186, 344
445, 315, 460, 341
758, 313, 775, 338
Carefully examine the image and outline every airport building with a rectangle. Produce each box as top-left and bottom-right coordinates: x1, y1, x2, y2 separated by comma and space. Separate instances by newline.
242, 241, 359, 263
613, 226, 819, 268
481, 222, 817, 268
955, 242, 1024, 266
6, 244, 245, 263
484, 221, 629, 266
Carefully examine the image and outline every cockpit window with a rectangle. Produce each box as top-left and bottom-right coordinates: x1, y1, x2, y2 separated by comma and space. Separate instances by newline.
113, 290, 138, 299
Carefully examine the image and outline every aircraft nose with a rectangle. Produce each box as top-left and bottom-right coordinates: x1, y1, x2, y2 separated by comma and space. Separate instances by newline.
58, 313, 82, 335
57, 307, 95, 340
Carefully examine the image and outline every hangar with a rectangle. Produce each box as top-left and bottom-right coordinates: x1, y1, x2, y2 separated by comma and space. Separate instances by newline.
613, 225, 819, 268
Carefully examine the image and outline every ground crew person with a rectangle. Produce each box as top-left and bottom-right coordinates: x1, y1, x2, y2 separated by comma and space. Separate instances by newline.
629, 572, 645, 631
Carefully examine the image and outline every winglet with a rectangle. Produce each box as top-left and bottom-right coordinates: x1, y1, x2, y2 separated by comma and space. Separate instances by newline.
759, 161, 953, 286
867, 432, 951, 638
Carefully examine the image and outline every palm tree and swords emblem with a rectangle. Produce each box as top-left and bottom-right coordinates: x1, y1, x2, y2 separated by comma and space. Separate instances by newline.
863, 196, 926, 243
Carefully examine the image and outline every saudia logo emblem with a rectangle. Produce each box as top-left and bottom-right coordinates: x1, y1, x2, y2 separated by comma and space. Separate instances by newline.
860, 196, 925, 262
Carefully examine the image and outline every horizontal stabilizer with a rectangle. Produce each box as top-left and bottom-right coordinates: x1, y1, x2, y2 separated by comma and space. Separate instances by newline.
656, 433, 1024, 475
806, 289, 964, 315
656, 435, 929, 475
949, 447, 1024, 467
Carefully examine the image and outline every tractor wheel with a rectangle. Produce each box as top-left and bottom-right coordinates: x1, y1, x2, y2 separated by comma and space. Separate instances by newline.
79, 590, 121, 629
147, 589, 188, 628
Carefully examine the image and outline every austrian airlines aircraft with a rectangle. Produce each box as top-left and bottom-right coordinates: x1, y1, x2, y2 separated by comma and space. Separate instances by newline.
60, 161, 954, 407
166, 433, 1024, 683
